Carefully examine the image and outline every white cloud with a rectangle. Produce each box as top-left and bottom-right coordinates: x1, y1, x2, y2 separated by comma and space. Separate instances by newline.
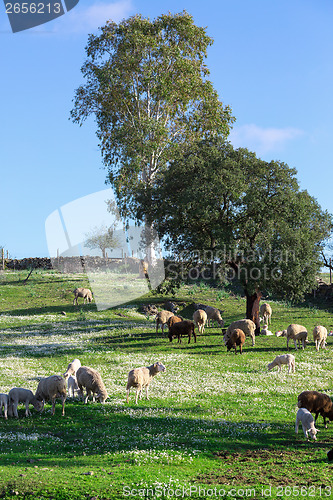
229, 124, 304, 155
56, 0, 134, 34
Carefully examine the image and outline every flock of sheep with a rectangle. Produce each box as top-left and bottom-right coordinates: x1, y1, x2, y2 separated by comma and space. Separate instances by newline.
0, 356, 167, 419
0, 360, 109, 419
1, 288, 333, 460
154, 299, 333, 454
155, 300, 329, 358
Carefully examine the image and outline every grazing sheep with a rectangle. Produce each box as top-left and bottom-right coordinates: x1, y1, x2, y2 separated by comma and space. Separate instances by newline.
35, 375, 67, 416
168, 320, 196, 344
193, 309, 207, 334
73, 288, 93, 306
156, 310, 174, 335
63, 358, 81, 379
313, 326, 327, 351
285, 324, 308, 350
8, 388, 43, 418
226, 328, 246, 354
259, 303, 272, 325
126, 361, 166, 404
224, 319, 256, 347
204, 306, 224, 328
0, 393, 9, 419
275, 330, 286, 337
76, 366, 108, 404
67, 375, 79, 398
297, 332, 309, 349
327, 448, 333, 461
297, 390, 333, 428
267, 354, 295, 373
167, 315, 183, 331
295, 407, 318, 440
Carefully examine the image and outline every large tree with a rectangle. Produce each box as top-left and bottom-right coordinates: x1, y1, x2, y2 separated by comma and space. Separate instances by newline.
150, 138, 332, 330
71, 11, 234, 262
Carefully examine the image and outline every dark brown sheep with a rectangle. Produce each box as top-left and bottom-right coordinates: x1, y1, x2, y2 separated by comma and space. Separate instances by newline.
167, 315, 183, 331
226, 328, 246, 354
297, 390, 333, 428
168, 320, 196, 344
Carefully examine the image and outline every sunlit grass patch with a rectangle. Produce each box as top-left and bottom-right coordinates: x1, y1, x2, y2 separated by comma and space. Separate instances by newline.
0, 270, 333, 499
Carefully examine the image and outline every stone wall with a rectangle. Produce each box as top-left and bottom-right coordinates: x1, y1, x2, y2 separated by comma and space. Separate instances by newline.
4, 256, 146, 274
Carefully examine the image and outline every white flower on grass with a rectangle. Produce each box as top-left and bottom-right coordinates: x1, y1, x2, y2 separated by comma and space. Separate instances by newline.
0, 432, 61, 442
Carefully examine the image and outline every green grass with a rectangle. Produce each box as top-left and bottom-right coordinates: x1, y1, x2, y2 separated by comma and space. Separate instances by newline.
0, 270, 333, 499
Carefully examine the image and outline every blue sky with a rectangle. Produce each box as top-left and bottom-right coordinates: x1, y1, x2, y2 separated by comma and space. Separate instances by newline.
1, 0, 332, 259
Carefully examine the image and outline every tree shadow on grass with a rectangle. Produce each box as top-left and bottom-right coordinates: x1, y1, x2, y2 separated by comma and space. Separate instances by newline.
1, 406, 332, 462
0, 402, 332, 500
1, 304, 98, 316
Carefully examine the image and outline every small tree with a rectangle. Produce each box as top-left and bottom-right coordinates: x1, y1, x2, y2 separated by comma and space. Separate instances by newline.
71, 11, 234, 263
151, 138, 332, 330
85, 225, 119, 258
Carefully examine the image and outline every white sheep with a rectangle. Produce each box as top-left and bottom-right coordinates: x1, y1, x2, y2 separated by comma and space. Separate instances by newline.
0, 393, 9, 419
297, 390, 333, 428
155, 310, 174, 335
76, 366, 108, 404
267, 354, 295, 373
35, 375, 67, 416
261, 324, 273, 336
8, 388, 43, 418
224, 319, 256, 347
295, 408, 319, 440
313, 325, 327, 351
67, 374, 80, 398
296, 331, 308, 349
63, 358, 81, 378
259, 303, 272, 325
73, 288, 93, 306
204, 306, 224, 328
285, 324, 308, 350
126, 362, 166, 404
193, 309, 207, 334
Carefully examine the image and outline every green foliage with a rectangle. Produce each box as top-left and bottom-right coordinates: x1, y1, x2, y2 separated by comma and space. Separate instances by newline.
71, 11, 234, 220
152, 137, 332, 302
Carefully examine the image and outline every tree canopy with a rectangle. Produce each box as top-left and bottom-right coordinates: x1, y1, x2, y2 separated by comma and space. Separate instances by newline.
71, 11, 234, 221
150, 138, 332, 321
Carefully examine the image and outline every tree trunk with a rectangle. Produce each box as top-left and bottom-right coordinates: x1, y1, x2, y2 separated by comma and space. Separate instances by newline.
245, 290, 262, 334
226, 260, 262, 334
144, 222, 158, 266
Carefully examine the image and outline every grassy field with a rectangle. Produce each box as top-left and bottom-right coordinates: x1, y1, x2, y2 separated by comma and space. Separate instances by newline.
0, 270, 333, 499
